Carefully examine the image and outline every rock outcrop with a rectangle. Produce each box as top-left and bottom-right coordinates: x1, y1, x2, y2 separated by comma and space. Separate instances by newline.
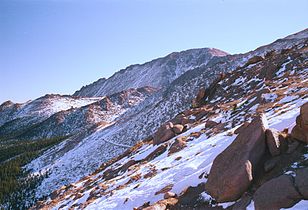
205, 114, 268, 202
254, 175, 302, 210
291, 102, 308, 144
265, 128, 287, 156
294, 167, 308, 199
153, 122, 175, 145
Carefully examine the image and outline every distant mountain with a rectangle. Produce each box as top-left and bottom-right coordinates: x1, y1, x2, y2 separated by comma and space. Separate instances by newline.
73, 48, 228, 97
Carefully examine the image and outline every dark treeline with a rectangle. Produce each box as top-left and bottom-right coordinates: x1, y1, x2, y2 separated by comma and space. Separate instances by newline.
0, 136, 68, 209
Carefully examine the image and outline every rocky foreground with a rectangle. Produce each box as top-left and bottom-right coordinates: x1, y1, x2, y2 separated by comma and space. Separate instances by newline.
33, 39, 308, 209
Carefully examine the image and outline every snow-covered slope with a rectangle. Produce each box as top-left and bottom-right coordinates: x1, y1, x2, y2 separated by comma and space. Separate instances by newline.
0, 95, 102, 139
34, 37, 308, 209
25, 32, 308, 206
73, 48, 228, 97
1, 29, 307, 209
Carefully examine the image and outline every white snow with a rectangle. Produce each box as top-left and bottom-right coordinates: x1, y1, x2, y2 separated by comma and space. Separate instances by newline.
262, 93, 278, 102
276, 58, 292, 77
232, 76, 246, 86
278, 95, 299, 104
282, 200, 308, 210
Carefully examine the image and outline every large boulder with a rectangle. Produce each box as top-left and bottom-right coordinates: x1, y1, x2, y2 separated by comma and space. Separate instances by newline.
153, 122, 175, 145
291, 102, 308, 144
254, 175, 302, 210
205, 114, 268, 202
295, 167, 308, 199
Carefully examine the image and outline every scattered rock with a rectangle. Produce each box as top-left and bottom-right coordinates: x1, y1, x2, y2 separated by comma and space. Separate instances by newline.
158, 198, 178, 208
142, 203, 166, 210
205, 120, 219, 128
172, 124, 184, 134
295, 167, 308, 199
205, 114, 268, 202
244, 56, 264, 67
177, 183, 206, 206
120, 159, 137, 172
144, 144, 168, 162
164, 191, 176, 199
195, 109, 208, 121
153, 122, 175, 145
254, 175, 302, 210
155, 184, 174, 195
168, 138, 187, 155
291, 102, 308, 144
190, 132, 201, 139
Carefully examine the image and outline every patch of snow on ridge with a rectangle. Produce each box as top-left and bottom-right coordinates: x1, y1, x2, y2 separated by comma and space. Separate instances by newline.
73, 130, 237, 210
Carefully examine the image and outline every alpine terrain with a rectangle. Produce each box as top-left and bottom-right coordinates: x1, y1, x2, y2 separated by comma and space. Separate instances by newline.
0, 28, 307, 210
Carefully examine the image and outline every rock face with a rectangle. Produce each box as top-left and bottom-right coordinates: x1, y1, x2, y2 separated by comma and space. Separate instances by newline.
205, 114, 268, 202
295, 167, 308, 199
265, 128, 288, 156
153, 122, 175, 145
291, 102, 308, 143
254, 175, 302, 210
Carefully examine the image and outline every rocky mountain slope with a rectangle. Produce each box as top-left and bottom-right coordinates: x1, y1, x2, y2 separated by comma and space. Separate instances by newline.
33, 36, 308, 209
0, 29, 307, 209
73, 48, 228, 97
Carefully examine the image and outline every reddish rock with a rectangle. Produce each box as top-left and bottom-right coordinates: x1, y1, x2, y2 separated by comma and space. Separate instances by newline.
205, 114, 268, 202
172, 124, 184, 134
194, 87, 206, 107
158, 198, 178, 207
177, 183, 206, 206
266, 128, 281, 156
254, 175, 302, 210
291, 102, 308, 144
244, 56, 264, 67
153, 122, 175, 145
195, 110, 208, 121
155, 184, 174, 195
234, 122, 249, 134
172, 114, 195, 125
295, 167, 308, 199
142, 203, 166, 210
205, 120, 219, 128
164, 191, 176, 199
212, 123, 226, 133
143, 198, 178, 210
120, 159, 137, 172
168, 138, 187, 155
144, 144, 168, 162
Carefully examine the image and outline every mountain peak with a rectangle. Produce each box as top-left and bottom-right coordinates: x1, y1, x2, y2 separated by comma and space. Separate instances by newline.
73, 47, 228, 97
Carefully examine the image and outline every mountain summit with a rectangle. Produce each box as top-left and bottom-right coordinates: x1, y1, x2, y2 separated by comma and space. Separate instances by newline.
73, 48, 228, 97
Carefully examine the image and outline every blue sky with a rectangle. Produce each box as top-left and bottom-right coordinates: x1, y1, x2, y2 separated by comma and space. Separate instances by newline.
0, 0, 307, 104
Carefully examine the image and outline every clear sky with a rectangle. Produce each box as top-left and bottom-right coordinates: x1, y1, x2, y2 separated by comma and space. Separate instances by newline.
0, 0, 307, 104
